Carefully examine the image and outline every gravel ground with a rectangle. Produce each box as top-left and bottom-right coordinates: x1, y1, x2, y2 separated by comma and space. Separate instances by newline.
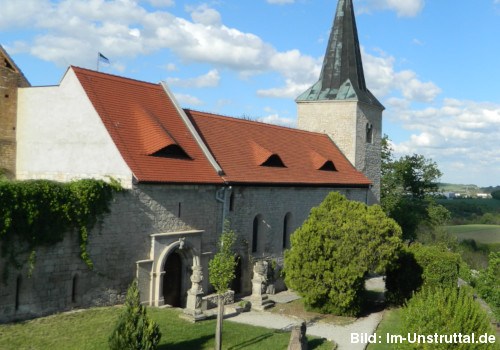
227, 276, 386, 350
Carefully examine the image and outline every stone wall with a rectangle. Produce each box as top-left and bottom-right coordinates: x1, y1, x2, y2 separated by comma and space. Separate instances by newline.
0, 63, 29, 179
0, 183, 368, 323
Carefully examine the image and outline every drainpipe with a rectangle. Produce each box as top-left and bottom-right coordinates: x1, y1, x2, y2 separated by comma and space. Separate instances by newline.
216, 186, 232, 234
365, 185, 371, 205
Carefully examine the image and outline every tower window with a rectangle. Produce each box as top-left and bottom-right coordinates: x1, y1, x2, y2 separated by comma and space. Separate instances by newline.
366, 123, 373, 144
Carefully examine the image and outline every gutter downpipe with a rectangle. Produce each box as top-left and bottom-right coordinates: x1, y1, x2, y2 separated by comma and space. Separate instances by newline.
216, 186, 232, 235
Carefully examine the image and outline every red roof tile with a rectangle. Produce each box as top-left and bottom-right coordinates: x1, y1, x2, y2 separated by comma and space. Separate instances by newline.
185, 110, 371, 186
72, 67, 223, 184
71, 67, 370, 187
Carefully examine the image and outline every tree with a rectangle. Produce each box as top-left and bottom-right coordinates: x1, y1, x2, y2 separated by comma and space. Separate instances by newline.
492, 190, 500, 200
397, 286, 499, 350
109, 280, 161, 350
381, 135, 449, 241
385, 243, 461, 305
208, 222, 238, 350
284, 192, 402, 316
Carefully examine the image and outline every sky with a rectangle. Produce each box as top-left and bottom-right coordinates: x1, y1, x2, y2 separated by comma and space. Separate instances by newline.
1, 0, 500, 187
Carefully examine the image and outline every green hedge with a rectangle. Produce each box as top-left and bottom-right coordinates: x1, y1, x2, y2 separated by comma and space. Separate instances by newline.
386, 244, 461, 304
397, 287, 499, 350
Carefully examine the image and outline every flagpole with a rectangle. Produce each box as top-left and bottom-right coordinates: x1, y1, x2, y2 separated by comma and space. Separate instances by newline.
97, 52, 100, 72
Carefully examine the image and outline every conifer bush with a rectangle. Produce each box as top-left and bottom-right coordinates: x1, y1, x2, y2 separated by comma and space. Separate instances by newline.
284, 192, 402, 316
108, 280, 161, 350
476, 252, 500, 320
385, 244, 461, 305
397, 287, 499, 350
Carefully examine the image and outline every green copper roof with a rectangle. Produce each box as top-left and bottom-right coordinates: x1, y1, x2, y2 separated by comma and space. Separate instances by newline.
296, 0, 383, 109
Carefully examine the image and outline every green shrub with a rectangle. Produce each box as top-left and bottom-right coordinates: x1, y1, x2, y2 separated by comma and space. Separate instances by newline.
284, 192, 402, 316
476, 252, 500, 320
109, 280, 161, 350
386, 244, 461, 304
396, 287, 499, 350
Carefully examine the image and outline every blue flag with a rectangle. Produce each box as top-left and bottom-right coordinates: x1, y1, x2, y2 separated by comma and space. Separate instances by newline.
98, 52, 110, 64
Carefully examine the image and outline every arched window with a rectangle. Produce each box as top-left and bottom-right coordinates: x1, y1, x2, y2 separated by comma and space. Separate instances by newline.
252, 216, 260, 253
283, 213, 291, 249
229, 192, 235, 212
15, 276, 21, 311
71, 274, 79, 304
366, 123, 373, 144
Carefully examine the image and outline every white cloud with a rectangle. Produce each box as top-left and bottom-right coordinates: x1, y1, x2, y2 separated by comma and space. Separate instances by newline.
361, 0, 425, 18
257, 114, 296, 128
267, 0, 294, 4
166, 69, 220, 88
362, 47, 441, 103
257, 79, 312, 99
161, 63, 178, 71
390, 99, 500, 185
173, 93, 204, 106
187, 4, 222, 26
143, 0, 175, 7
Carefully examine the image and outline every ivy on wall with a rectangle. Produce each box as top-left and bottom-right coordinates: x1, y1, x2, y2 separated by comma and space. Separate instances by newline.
0, 178, 122, 281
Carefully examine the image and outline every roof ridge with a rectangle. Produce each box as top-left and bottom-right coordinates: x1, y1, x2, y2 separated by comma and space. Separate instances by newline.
71, 65, 160, 89
185, 109, 331, 138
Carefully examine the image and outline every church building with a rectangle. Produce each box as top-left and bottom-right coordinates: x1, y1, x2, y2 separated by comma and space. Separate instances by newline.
0, 0, 383, 323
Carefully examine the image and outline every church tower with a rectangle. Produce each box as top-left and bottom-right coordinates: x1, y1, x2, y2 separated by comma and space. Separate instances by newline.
0, 45, 30, 179
296, 0, 383, 204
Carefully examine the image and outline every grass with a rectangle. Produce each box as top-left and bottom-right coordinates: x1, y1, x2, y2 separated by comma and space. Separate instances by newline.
366, 308, 402, 350
0, 306, 335, 350
446, 224, 500, 243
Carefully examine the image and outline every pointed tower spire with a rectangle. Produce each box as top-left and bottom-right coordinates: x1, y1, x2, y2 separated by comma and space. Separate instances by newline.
296, 0, 382, 108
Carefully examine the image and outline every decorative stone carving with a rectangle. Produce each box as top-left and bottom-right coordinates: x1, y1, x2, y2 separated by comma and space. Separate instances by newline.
184, 265, 206, 321
250, 260, 274, 311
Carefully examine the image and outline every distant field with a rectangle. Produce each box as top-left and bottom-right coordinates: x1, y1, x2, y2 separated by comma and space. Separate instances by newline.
446, 225, 500, 244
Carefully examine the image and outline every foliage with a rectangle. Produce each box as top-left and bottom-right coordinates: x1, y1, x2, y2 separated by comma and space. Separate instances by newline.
208, 222, 238, 294
284, 192, 402, 316
386, 244, 461, 305
476, 252, 500, 320
381, 136, 448, 241
108, 280, 161, 350
208, 222, 239, 350
0, 179, 121, 280
396, 286, 499, 350
0, 306, 335, 350
492, 190, 500, 200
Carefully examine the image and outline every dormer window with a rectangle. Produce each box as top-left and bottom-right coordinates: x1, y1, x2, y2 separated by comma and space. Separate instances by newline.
319, 160, 337, 171
151, 144, 191, 159
261, 154, 286, 168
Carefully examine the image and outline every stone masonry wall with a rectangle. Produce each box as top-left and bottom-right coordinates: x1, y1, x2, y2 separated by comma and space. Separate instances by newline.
296, 100, 382, 205
0, 65, 29, 179
0, 183, 367, 323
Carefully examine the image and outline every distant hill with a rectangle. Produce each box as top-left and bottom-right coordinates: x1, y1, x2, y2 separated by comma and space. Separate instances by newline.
439, 183, 500, 196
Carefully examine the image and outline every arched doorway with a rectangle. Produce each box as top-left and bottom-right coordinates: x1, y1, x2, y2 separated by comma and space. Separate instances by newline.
163, 251, 182, 307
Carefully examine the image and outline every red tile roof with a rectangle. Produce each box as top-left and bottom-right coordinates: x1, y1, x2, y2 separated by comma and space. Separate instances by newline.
72, 66, 223, 184
185, 110, 371, 186
71, 67, 370, 187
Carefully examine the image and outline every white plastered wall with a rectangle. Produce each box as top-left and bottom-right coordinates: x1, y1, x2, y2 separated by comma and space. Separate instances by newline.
16, 68, 133, 188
